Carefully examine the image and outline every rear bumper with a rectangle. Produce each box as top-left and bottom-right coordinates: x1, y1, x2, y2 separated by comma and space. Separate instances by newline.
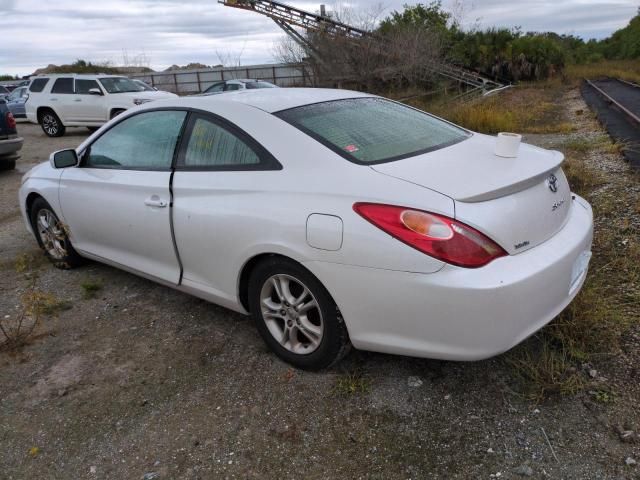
0, 136, 23, 156
304, 195, 594, 361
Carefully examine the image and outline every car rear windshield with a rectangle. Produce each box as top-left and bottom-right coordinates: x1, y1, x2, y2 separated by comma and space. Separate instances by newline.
275, 97, 469, 164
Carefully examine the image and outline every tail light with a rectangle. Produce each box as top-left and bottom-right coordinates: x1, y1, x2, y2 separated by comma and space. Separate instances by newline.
5, 112, 16, 130
353, 203, 507, 268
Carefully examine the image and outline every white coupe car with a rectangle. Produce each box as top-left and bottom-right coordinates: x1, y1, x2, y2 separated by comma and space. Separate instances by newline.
19, 88, 593, 369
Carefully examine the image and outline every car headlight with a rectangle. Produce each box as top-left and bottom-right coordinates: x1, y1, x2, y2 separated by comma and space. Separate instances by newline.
133, 98, 153, 106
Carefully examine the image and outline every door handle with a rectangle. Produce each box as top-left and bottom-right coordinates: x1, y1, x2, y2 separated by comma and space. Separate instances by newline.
144, 195, 167, 208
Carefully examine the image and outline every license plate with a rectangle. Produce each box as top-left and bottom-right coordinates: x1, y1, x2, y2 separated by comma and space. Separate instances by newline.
570, 250, 592, 294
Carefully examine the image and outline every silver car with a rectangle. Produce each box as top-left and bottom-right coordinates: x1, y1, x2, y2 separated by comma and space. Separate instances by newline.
198, 79, 277, 96
6, 86, 28, 119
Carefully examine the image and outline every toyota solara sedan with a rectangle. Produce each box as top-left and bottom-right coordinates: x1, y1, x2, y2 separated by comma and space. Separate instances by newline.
19, 88, 593, 369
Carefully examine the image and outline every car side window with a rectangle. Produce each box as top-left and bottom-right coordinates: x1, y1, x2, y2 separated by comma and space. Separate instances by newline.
85, 111, 187, 170
204, 82, 224, 93
184, 116, 260, 167
76, 79, 100, 94
224, 83, 241, 91
29, 78, 49, 92
51, 78, 74, 94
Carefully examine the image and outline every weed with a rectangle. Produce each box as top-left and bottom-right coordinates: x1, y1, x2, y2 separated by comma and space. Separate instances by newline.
81, 280, 103, 299
506, 341, 585, 401
333, 370, 371, 397
0, 290, 66, 350
590, 387, 616, 404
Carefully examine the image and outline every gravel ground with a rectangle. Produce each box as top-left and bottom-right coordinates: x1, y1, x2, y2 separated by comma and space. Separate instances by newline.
1, 96, 639, 480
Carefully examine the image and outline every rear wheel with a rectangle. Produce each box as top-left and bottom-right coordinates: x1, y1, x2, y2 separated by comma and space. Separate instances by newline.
248, 257, 351, 370
30, 198, 84, 269
39, 110, 65, 137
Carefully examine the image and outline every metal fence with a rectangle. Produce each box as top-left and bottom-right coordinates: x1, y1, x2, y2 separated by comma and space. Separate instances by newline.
129, 63, 314, 94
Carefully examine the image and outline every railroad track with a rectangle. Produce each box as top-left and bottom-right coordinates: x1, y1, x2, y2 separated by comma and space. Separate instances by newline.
582, 77, 640, 168
584, 77, 640, 125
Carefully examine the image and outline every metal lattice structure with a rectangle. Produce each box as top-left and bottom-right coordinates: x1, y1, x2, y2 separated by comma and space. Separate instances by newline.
220, 0, 366, 39
220, 0, 505, 92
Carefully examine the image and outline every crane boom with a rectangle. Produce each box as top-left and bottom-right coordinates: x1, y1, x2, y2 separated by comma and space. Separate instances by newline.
219, 0, 366, 38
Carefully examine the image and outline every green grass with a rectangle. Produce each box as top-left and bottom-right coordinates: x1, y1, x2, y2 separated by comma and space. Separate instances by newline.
333, 370, 371, 397
80, 280, 103, 299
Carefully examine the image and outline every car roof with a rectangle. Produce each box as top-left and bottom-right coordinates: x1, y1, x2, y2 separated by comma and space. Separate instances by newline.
184, 87, 373, 113
28, 74, 128, 79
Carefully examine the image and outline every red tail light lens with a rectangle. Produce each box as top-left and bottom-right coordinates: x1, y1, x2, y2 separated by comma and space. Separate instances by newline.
5, 112, 16, 130
353, 203, 507, 268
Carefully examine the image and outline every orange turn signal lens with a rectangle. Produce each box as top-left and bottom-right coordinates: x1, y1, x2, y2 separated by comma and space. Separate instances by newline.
401, 210, 453, 239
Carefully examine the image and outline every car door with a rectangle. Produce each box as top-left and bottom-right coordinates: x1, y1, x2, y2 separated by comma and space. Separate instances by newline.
58, 110, 187, 284
172, 112, 282, 301
6, 87, 27, 117
70, 79, 106, 122
49, 77, 76, 122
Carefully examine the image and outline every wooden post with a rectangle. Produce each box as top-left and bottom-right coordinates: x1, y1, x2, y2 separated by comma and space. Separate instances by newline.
173, 73, 178, 94
196, 71, 202, 93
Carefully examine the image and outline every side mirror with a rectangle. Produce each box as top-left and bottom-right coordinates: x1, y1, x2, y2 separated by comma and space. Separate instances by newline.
88, 88, 103, 96
50, 149, 78, 169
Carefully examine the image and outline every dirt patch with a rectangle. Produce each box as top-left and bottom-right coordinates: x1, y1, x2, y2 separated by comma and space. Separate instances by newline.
0, 110, 638, 479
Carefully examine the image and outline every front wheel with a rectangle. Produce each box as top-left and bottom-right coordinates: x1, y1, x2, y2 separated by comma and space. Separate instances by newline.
30, 198, 84, 269
248, 257, 351, 370
39, 110, 65, 137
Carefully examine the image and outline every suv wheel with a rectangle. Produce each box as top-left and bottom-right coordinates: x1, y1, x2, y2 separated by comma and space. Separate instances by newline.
40, 110, 65, 137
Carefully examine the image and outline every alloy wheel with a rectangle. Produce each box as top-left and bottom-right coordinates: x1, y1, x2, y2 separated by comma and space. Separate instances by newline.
42, 114, 59, 136
260, 274, 324, 354
36, 209, 68, 260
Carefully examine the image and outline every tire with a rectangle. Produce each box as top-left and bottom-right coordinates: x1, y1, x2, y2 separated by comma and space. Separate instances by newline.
30, 198, 84, 269
0, 156, 16, 171
248, 257, 351, 370
39, 110, 66, 137
110, 109, 125, 119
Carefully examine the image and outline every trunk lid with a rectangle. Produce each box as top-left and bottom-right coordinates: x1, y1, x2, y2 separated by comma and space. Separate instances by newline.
372, 133, 572, 254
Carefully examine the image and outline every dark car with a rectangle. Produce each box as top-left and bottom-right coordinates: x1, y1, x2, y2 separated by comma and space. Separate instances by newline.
0, 85, 10, 99
0, 99, 23, 170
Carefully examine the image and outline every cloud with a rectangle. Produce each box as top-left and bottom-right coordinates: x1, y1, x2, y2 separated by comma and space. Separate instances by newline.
0, 0, 637, 76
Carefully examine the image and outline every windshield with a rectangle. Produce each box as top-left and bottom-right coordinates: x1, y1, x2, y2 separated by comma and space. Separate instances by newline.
275, 97, 469, 164
246, 82, 277, 89
99, 77, 144, 94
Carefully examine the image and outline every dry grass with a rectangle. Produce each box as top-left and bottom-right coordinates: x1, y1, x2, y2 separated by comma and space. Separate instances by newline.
565, 60, 640, 84
414, 87, 575, 135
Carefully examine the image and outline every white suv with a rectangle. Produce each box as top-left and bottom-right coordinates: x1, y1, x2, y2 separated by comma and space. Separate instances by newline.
25, 74, 177, 137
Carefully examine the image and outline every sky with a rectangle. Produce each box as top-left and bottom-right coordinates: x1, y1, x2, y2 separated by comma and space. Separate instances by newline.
0, 0, 638, 77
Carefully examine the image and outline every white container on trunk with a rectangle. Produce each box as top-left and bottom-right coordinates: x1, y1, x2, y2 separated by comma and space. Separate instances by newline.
495, 132, 522, 158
